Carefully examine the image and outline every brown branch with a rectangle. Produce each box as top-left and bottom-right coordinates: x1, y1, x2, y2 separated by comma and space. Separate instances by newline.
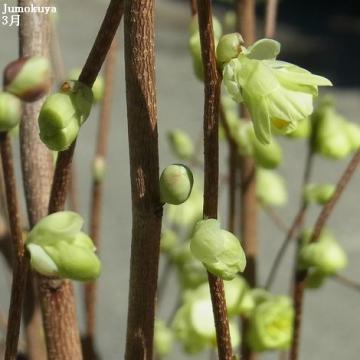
333, 273, 360, 293
196, 1, 233, 359
123, 0, 162, 358
0, 133, 28, 360
83, 37, 118, 359
189, 0, 197, 16
18, 1, 53, 358
289, 150, 360, 360
264, 0, 278, 38
235, 1, 257, 359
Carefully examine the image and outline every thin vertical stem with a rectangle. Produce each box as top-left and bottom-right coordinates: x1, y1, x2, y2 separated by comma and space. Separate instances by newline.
123, 0, 162, 358
236, 1, 257, 359
18, 1, 53, 358
196, 0, 233, 359
83, 37, 118, 359
265, 0, 278, 39
0, 133, 28, 360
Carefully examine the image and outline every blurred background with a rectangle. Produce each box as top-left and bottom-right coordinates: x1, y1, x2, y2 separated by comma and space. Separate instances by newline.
0, 0, 359, 359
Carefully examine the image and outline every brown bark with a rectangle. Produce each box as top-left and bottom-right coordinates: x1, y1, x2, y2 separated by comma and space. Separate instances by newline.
196, 1, 233, 359
0, 133, 28, 360
236, 1, 257, 359
123, 0, 162, 358
18, 1, 52, 358
265, 0, 278, 39
83, 38, 118, 359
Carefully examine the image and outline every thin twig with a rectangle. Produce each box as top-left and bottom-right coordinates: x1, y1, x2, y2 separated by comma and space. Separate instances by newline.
83, 37, 118, 359
189, 0, 197, 16
0, 133, 28, 360
197, 1, 233, 359
289, 150, 360, 360
48, 0, 124, 215
262, 205, 289, 234
333, 273, 360, 293
264, 0, 278, 39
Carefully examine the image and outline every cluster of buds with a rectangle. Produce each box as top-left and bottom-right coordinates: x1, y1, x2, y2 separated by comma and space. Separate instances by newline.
26, 211, 101, 281
38, 80, 93, 151
190, 218, 246, 280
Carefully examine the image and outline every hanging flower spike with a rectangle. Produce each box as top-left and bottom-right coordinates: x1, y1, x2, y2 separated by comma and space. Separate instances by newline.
222, 38, 332, 144
190, 219, 246, 280
26, 211, 101, 281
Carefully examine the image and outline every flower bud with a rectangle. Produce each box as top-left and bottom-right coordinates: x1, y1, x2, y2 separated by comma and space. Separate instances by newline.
306, 269, 327, 289
299, 229, 347, 275
313, 103, 352, 159
160, 164, 194, 205
39, 81, 93, 151
190, 219, 246, 280
251, 131, 282, 169
4, 56, 51, 102
68, 68, 105, 103
256, 169, 287, 206
154, 319, 174, 357
160, 229, 178, 254
0, 92, 22, 132
247, 296, 294, 351
285, 116, 310, 138
166, 184, 203, 226
216, 33, 244, 64
167, 129, 194, 160
304, 183, 335, 205
92, 156, 106, 183
224, 276, 248, 316
343, 121, 360, 152
26, 211, 101, 281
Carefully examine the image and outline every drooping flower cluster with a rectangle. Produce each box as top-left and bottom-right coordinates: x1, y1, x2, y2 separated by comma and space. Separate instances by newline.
220, 36, 332, 143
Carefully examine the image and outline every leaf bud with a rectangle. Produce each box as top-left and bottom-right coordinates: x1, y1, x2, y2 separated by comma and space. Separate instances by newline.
92, 156, 106, 183
0, 92, 22, 132
160, 164, 194, 205
4, 56, 51, 102
216, 33, 244, 64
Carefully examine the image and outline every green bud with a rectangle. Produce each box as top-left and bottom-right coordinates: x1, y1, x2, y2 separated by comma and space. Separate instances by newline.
68, 68, 105, 103
231, 120, 254, 157
4, 56, 51, 102
190, 219, 246, 280
26, 211, 101, 281
256, 169, 287, 206
224, 276, 248, 316
299, 229, 347, 275
0, 92, 22, 132
160, 229, 178, 254
39, 81, 93, 151
313, 103, 352, 159
251, 130, 282, 169
247, 296, 294, 351
160, 164, 194, 205
304, 183, 335, 205
306, 269, 327, 289
285, 116, 310, 138
223, 11, 236, 30
92, 156, 106, 183
154, 319, 174, 357
216, 33, 244, 64
166, 183, 203, 227
343, 121, 360, 152
167, 129, 195, 160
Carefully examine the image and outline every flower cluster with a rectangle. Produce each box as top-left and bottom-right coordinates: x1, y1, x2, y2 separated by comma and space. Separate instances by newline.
220, 36, 332, 143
